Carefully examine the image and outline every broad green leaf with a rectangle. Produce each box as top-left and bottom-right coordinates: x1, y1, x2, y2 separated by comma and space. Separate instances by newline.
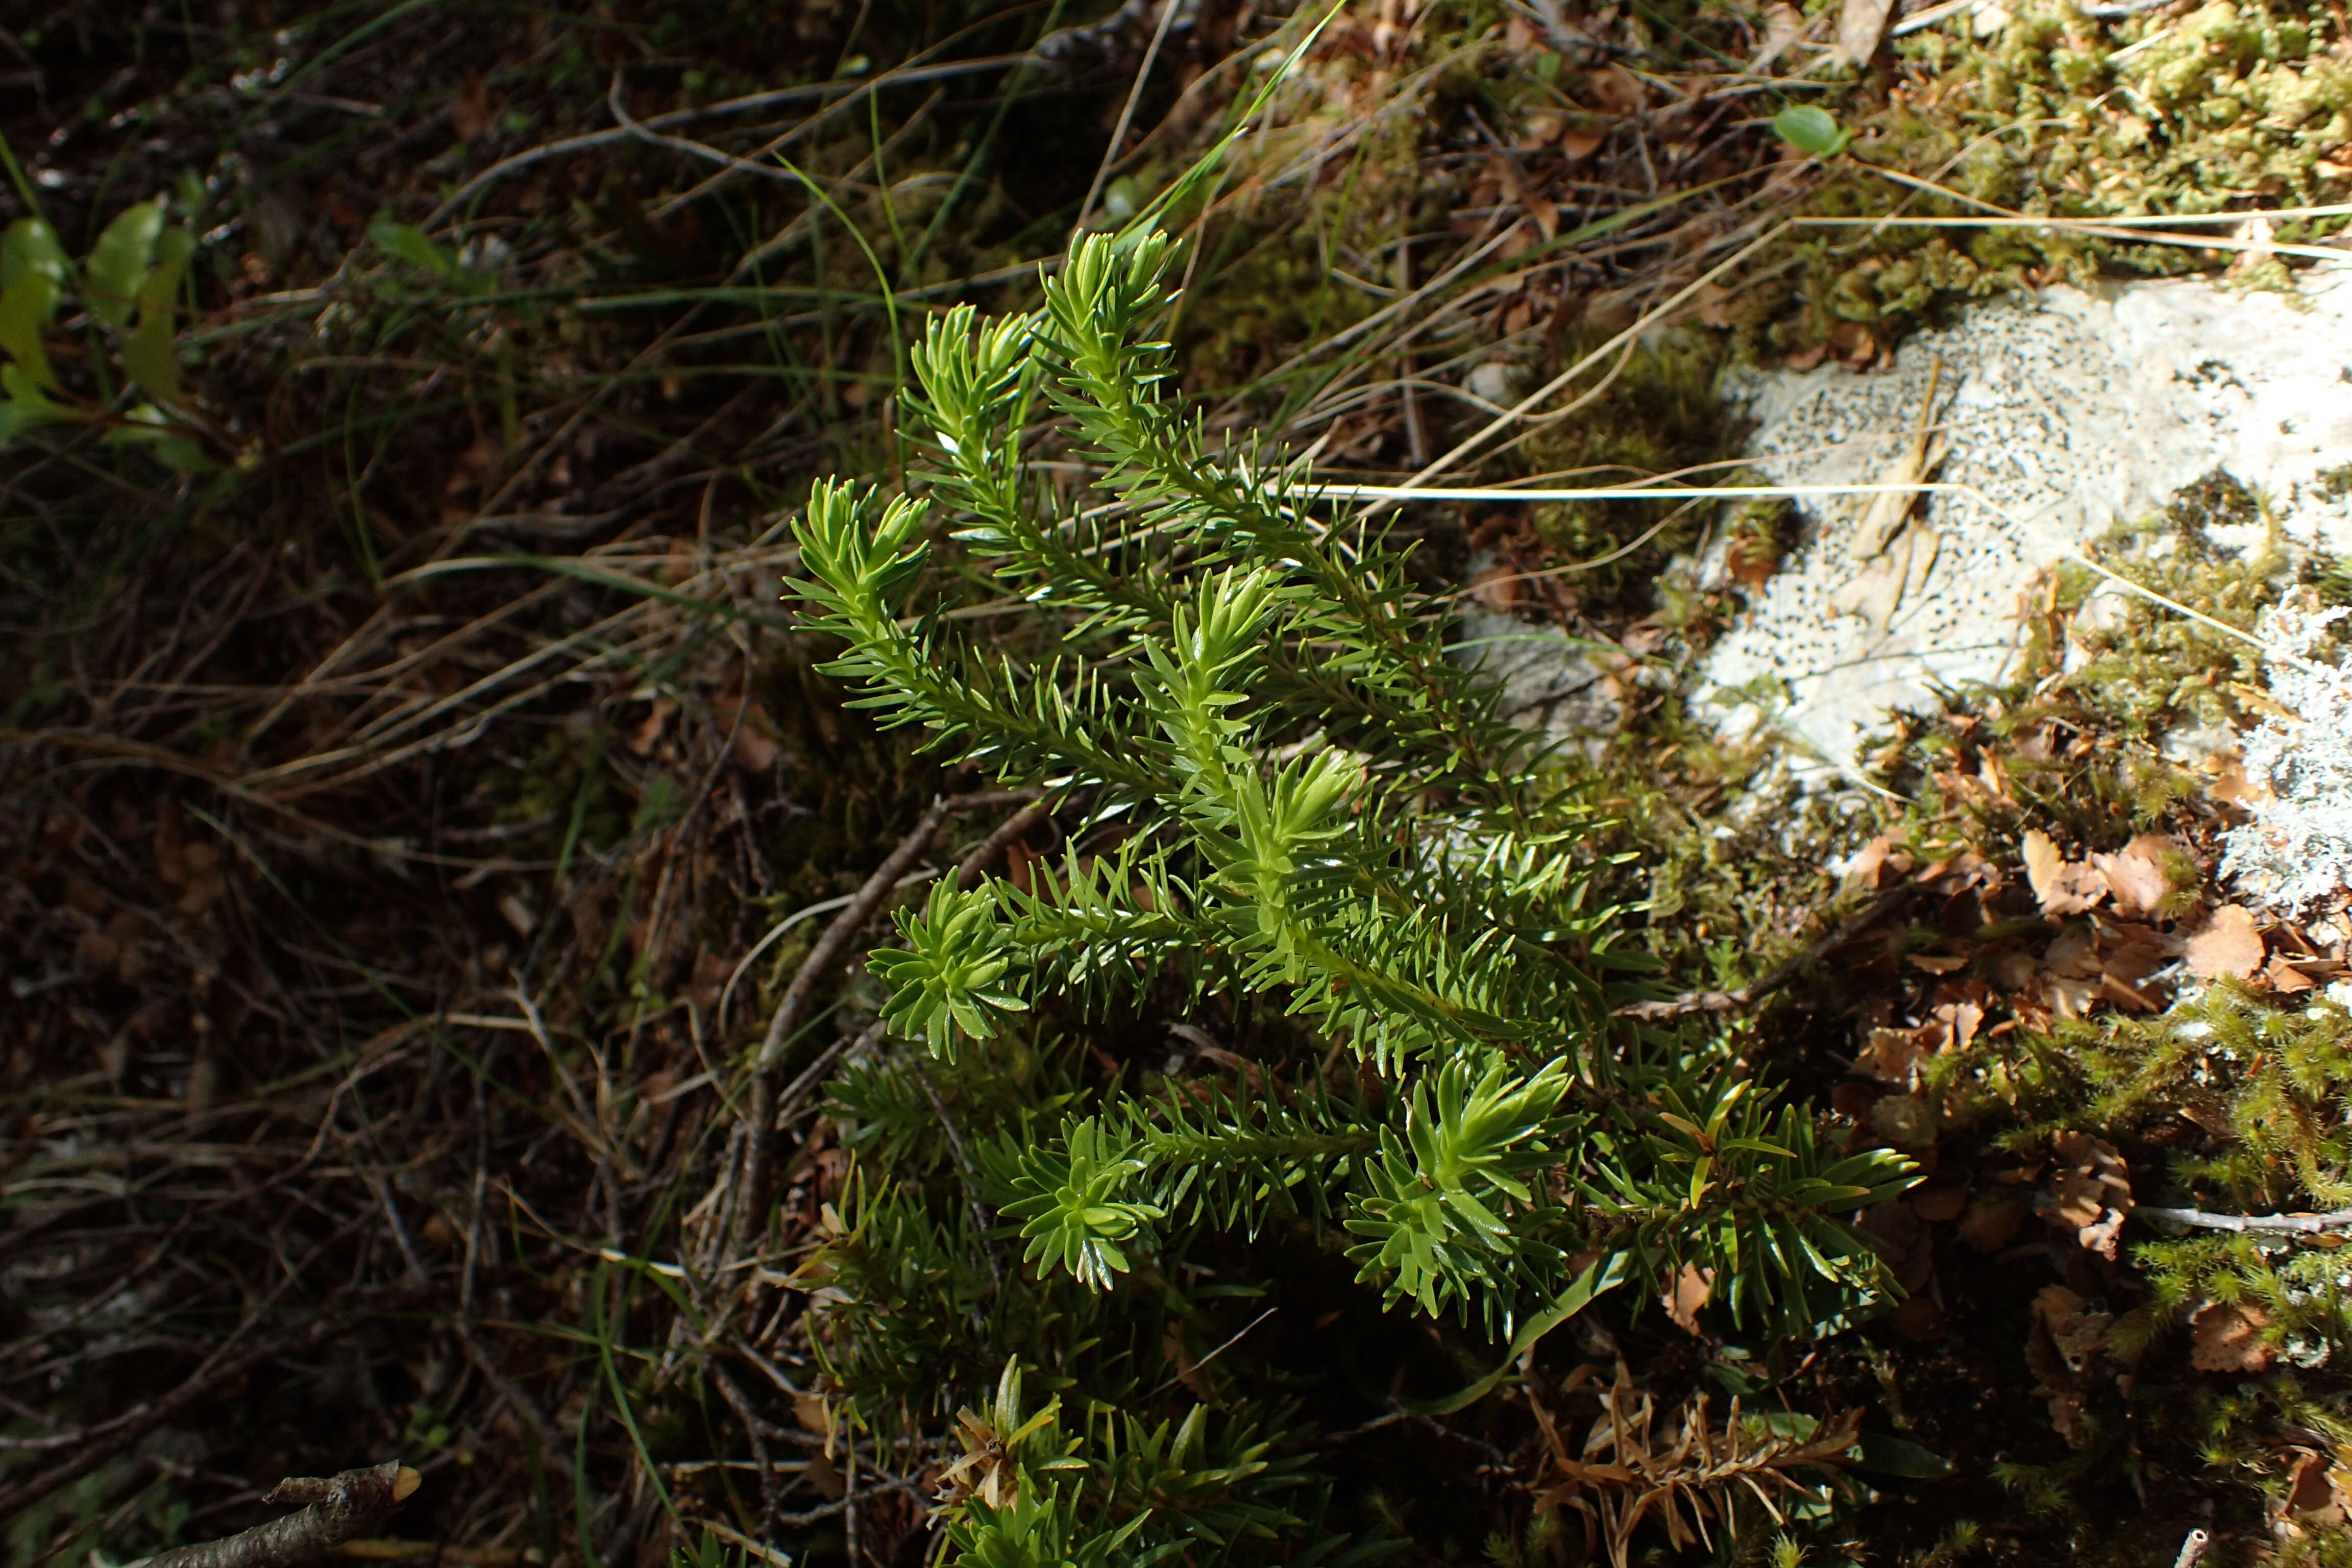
1, 217, 67, 290
121, 228, 195, 403
1853, 1432, 1955, 1479
104, 405, 215, 471
1773, 105, 1850, 158
140, 228, 195, 309
369, 215, 457, 275
0, 397, 54, 439
121, 311, 182, 402
0, 273, 60, 387
0, 360, 64, 437
87, 202, 166, 327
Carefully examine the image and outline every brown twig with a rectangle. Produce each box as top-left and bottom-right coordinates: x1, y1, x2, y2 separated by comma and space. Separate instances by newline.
725, 789, 1038, 1257
129, 1462, 420, 1568
955, 795, 1056, 889
1614, 884, 1916, 1022
2136, 1206, 2352, 1235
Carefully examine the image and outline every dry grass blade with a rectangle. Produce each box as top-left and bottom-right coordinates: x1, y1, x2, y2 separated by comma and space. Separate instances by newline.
1531, 1366, 1862, 1567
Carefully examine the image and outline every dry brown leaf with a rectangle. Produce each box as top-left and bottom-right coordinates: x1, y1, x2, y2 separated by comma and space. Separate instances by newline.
628, 696, 677, 757
1909, 1184, 1967, 1223
1664, 1264, 1713, 1336
1854, 1026, 1928, 1088
2186, 905, 2265, 980
1470, 564, 1522, 614
2097, 924, 2175, 1011
2091, 843, 2170, 920
1834, 0, 1894, 67
1162, 1323, 1213, 1399
1886, 1293, 1944, 1341
1932, 999, 1983, 1057
2208, 754, 2269, 807
2042, 926, 2102, 1014
2046, 1133, 2133, 1259
1860, 1195, 1935, 1289
1752, 0, 1805, 69
1586, 64, 1645, 114
1694, 281, 1738, 331
2267, 954, 2318, 994
2284, 1449, 2347, 1527
734, 724, 779, 773
1845, 833, 1913, 890
2032, 1285, 2113, 1373
2190, 1299, 2274, 1372
2022, 830, 2105, 917
2043, 1389, 2089, 1447
1869, 1093, 1935, 1147
452, 77, 496, 141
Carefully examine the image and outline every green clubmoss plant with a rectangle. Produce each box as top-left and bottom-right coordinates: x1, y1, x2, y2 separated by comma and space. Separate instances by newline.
786, 228, 1920, 1562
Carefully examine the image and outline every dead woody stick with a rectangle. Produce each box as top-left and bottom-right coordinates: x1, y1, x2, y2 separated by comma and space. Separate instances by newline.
724, 788, 1041, 1258
130, 1462, 421, 1568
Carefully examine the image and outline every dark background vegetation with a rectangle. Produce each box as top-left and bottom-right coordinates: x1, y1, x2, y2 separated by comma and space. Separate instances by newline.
11, 0, 2352, 1563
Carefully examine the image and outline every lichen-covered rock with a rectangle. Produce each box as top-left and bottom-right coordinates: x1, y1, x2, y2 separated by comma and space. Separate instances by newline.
2223, 600, 2352, 913
1700, 264, 2352, 776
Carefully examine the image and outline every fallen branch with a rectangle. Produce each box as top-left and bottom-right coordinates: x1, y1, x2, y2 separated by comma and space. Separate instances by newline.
955, 795, 1056, 890
1615, 885, 1916, 1023
131, 1463, 420, 1568
725, 788, 1039, 1255
2136, 1205, 2352, 1235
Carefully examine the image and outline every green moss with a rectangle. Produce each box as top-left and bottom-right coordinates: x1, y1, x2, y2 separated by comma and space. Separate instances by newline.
1711, 0, 2352, 358
1515, 324, 1735, 610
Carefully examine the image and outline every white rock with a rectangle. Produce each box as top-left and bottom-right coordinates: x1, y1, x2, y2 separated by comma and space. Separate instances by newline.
1697, 264, 2352, 777
2222, 602, 2352, 914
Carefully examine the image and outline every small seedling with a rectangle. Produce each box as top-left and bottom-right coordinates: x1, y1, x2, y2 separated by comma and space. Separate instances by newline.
1773, 105, 1851, 158
0, 202, 212, 469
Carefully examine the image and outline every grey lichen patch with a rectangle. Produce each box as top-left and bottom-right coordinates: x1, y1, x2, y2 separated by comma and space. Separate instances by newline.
2222, 600, 2352, 913
1452, 606, 1623, 749
1697, 264, 2352, 778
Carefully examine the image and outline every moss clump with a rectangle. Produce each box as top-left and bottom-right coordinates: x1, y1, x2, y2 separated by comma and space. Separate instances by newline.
1515, 324, 1737, 612
1724, 0, 2352, 358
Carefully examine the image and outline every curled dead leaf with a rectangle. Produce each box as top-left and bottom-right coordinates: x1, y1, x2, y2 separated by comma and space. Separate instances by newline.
1854, 1026, 1929, 1089
1752, 1, 1805, 70
1909, 1183, 1968, 1224
2185, 905, 2265, 981
1834, 0, 1894, 65
2284, 1449, 2346, 1527
2190, 1298, 2274, 1373
2031, 1285, 2113, 1373
1844, 833, 1913, 890
1471, 564, 1523, 614
1957, 1195, 2026, 1253
2090, 837, 2171, 920
2265, 954, 2318, 995
1886, 1293, 1945, 1341
1664, 1264, 1713, 1337
2047, 1133, 2133, 1260
2022, 830, 2105, 917
2207, 754, 2268, 808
